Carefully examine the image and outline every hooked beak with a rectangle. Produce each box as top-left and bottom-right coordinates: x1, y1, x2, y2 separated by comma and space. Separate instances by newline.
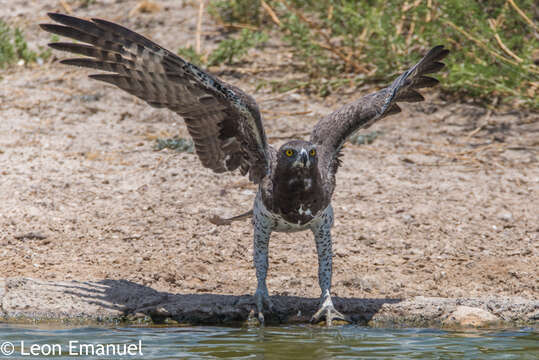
300, 148, 309, 167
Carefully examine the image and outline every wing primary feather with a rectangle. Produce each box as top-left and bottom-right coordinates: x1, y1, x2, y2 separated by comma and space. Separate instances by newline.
39, 24, 96, 44
43, 13, 270, 183
412, 76, 439, 89
49, 42, 122, 62
385, 104, 402, 116
395, 89, 425, 102
420, 61, 445, 75
422, 45, 450, 63
47, 12, 103, 37
61, 58, 119, 73
91, 18, 164, 53
310, 45, 449, 177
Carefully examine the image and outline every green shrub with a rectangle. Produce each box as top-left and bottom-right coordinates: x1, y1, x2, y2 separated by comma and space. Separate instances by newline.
178, 29, 268, 67
208, 29, 268, 66
0, 20, 16, 67
209, 0, 263, 26
177, 45, 204, 67
14, 28, 37, 64
210, 0, 538, 109
154, 137, 194, 153
0, 20, 52, 68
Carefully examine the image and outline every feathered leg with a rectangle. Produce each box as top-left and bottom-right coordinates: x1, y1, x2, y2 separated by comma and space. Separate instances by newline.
252, 200, 274, 324
310, 206, 347, 325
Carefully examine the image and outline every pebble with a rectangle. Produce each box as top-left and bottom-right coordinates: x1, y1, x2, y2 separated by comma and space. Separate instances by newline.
497, 211, 513, 222
442, 306, 500, 328
402, 214, 414, 224
359, 276, 379, 292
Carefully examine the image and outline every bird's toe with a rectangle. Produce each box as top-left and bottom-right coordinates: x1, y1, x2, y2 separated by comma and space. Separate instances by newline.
311, 301, 349, 326
254, 289, 273, 325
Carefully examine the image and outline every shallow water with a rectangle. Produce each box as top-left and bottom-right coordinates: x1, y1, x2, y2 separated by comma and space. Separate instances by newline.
0, 324, 537, 359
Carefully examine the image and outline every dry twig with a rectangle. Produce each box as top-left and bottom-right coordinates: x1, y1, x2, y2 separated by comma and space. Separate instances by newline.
442, 19, 539, 75
220, 65, 281, 74
280, 1, 369, 74
128, 1, 161, 17
196, 0, 205, 54
507, 0, 537, 31
466, 110, 492, 140
219, 22, 259, 31
488, 19, 523, 63
406, 20, 416, 46
59, 0, 72, 14
262, 110, 312, 116
426, 0, 433, 23
261, 0, 281, 26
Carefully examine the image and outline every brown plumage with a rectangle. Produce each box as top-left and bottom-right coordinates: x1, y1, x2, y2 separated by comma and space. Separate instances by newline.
41, 13, 268, 183
41, 13, 449, 325
311, 45, 449, 196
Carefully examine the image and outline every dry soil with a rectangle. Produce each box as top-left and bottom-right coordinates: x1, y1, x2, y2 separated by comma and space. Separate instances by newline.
0, 0, 537, 324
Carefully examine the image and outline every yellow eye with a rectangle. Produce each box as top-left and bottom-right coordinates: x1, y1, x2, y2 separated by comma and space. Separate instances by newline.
285, 149, 294, 157
310, 149, 316, 156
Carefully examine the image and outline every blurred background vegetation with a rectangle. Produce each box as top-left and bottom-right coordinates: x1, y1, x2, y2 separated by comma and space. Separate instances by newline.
202, 0, 538, 110
1, 0, 537, 110
0, 20, 53, 68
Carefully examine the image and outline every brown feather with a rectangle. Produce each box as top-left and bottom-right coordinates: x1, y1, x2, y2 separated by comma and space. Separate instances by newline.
395, 89, 424, 102
41, 13, 269, 183
310, 45, 449, 186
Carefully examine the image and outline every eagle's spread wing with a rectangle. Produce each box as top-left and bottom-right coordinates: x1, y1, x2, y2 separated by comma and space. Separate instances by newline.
310, 45, 449, 175
40, 13, 269, 183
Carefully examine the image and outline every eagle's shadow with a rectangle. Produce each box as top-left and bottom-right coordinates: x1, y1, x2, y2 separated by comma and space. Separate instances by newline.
53, 279, 401, 325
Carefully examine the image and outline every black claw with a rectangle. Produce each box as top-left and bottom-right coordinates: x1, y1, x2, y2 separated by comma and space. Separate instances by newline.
311, 306, 349, 326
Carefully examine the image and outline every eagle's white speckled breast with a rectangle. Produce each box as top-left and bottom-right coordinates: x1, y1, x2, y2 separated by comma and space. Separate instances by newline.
253, 191, 333, 233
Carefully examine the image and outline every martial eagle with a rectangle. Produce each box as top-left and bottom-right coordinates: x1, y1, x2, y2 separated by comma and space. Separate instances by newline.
41, 13, 448, 325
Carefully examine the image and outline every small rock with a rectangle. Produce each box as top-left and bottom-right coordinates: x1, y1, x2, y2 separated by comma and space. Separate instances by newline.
401, 214, 414, 224
334, 246, 347, 257
433, 271, 446, 282
127, 312, 148, 321
497, 211, 513, 222
442, 306, 500, 328
151, 307, 170, 316
359, 276, 379, 292
79, 94, 101, 102
289, 93, 302, 102
14, 232, 47, 241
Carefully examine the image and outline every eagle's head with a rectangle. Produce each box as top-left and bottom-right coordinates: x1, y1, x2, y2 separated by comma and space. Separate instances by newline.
272, 139, 325, 223
276, 140, 318, 172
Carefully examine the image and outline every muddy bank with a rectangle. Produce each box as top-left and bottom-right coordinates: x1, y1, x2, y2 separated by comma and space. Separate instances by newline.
1, 278, 536, 328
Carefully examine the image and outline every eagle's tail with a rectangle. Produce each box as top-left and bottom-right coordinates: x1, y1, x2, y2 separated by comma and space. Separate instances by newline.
209, 209, 253, 226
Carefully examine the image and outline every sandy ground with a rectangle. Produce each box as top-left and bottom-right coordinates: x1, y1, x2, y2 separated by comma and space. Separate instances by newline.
0, 0, 537, 320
